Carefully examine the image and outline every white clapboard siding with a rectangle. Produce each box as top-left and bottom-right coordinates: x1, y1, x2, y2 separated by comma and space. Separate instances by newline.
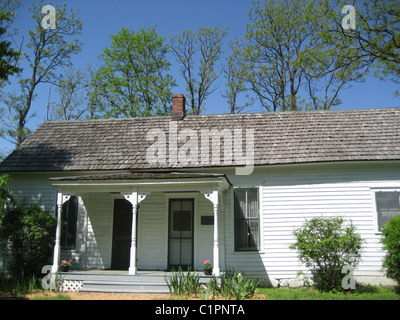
224, 161, 400, 284
83, 193, 113, 269
7, 172, 58, 212
3, 161, 399, 285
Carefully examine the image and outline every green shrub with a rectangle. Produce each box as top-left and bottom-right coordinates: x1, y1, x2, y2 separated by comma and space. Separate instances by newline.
165, 267, 200, 296
0, 174, 16, 215
0, 203, 57, 278
220, 270, 259, 300
381, 215, 400, 285
290, 216, 364, 291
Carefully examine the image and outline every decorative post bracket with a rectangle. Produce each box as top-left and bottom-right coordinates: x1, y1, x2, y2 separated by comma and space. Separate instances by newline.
122, 191, 150, 275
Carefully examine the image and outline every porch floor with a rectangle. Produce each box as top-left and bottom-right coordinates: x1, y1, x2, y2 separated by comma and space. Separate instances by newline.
58, 269, 219, 294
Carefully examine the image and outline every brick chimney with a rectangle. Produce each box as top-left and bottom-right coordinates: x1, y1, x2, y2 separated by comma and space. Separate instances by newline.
172, 94, 186, 120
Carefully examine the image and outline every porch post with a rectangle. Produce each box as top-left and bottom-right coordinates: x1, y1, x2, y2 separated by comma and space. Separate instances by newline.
123, 192, 148, 275
52, 192, 71, 273
203, 190, 220, 276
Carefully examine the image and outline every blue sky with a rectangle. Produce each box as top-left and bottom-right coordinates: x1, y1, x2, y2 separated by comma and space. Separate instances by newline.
1, 0, 399, 154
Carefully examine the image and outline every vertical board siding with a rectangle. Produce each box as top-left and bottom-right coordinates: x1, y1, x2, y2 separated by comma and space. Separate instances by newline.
194, 195, 214, 270
137, 192, 167, 270
83, 193, 113, 269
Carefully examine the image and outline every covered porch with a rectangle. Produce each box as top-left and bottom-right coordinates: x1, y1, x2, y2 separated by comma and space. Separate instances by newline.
50, 172, 231, 277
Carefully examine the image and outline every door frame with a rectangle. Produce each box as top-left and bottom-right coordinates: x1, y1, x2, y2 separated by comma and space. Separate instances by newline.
167, 198, 195, 270
111, 198, 135, 270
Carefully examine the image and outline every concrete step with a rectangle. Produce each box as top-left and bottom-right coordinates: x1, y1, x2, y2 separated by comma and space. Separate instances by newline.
79, 282, 170, 294
58, 271, 220, 294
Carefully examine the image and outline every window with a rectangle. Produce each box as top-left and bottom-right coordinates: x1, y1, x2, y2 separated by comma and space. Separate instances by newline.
376, 192, 400, 230
234, 188, 259, 251
61, 196, 78, 250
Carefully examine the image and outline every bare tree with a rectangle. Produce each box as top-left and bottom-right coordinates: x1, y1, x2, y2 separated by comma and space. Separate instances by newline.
0, 0, 82, 146
170, 26, 227, 114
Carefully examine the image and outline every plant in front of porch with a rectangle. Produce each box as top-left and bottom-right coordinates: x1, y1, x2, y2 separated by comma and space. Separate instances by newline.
220, 270, 259, 300
165, 267, 200, 297
60, 259, 72, 272
203, 260, 212, 275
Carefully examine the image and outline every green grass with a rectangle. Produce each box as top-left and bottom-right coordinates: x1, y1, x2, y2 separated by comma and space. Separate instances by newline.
258, 285, 400, 300
30, 293, 71, 300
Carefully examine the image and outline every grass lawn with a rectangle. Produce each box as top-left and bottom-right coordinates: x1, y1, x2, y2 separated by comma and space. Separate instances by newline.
1, 285, 399, 300
258, 285, 400, 300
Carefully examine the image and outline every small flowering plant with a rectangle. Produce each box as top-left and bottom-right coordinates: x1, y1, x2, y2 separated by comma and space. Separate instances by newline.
60, 259, 72, 267
203, 260, 212, 270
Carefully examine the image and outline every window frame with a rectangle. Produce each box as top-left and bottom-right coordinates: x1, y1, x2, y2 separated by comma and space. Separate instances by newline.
373, 189, 400, 233
233, 186, 261, 252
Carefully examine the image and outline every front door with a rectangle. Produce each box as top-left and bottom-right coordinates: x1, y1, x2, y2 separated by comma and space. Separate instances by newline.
168, 199, 194, 270
111, 199, 133, 270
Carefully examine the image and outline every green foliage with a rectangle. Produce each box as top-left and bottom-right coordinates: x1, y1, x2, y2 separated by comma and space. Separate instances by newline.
220, 270, 259, 300
1, 0, 82, 146
93, 26, 176, 119
165, 267, 200, 297
381, 215, 400, 285
258, 285, 400, 300
165, 268, 259, 300
331, 0, 400, 86
0, 203, 57, 278
0, 273, 40, 296
290, 216, 364, 291
233, 0, 368, 112
0, 174, 15, 215
0, 1, 21, 82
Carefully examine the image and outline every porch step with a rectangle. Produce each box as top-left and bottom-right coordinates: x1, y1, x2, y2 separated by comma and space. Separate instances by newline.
80, 281, 170, 294
58, 271, 218, 294
59, 272, 170, 294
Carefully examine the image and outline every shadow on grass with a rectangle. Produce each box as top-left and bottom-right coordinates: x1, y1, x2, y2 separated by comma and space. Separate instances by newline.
353, 283, 379, 294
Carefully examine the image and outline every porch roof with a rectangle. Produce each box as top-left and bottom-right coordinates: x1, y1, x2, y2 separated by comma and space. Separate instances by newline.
49, 171, 231, 183
49, 171, 232, 194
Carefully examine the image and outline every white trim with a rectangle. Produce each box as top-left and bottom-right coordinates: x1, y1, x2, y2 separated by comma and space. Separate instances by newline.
370, 187, 400, 234
231, 185, 263, 253
163, 192, 200, 199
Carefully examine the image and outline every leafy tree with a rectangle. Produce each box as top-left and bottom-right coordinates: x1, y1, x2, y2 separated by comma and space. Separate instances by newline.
0, 0, 21, 83
290, 216, 364, 291
330, 0, 400, 95
223, 40, 255, 113
171, 26, 227, 114
381, 215, 400, 285
240, 0, 368, 112
92, 27, 176, 118
0, 0, 82, 146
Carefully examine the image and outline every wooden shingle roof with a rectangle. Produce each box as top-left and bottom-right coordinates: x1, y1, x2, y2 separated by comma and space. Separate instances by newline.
0, 108, 399, 172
